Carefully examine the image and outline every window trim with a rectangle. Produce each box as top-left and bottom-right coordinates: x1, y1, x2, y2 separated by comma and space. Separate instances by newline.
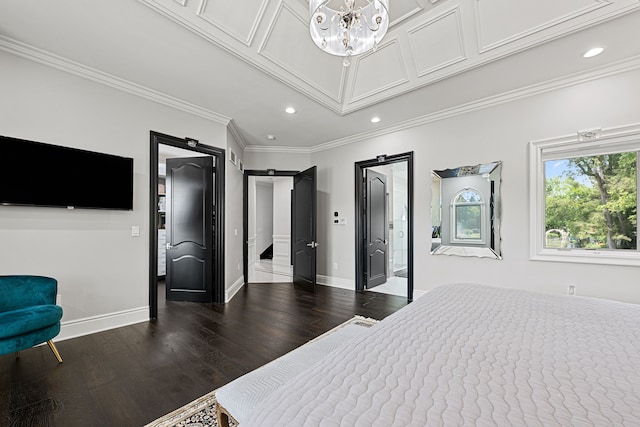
529, 123, 640, 266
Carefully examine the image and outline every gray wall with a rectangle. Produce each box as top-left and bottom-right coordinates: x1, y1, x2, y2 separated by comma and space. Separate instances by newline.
0, 51, 230, 338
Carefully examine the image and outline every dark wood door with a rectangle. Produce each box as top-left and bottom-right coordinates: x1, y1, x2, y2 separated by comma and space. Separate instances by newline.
165, 156, 214, 302
366, 169, 388, 289
292, 166, 317, 290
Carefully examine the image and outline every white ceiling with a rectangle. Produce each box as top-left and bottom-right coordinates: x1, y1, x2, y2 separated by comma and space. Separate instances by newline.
1, 0, 639, 151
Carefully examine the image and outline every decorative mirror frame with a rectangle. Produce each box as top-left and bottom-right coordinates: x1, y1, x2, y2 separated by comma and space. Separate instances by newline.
431, 161, 502, 259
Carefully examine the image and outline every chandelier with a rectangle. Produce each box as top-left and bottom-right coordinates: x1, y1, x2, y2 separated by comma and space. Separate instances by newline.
309, 0, 390, 67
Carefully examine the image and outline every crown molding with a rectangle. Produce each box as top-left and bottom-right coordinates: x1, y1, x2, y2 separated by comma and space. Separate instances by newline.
2, 34, 638, 157
244, 144, 311, 154
227, 119, 248, 150
0, 35, 231, 126
300, 54, 640, 153
245, 54, 640, 154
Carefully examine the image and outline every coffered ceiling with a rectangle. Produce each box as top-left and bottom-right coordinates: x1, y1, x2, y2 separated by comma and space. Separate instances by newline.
1, 0, 639, 150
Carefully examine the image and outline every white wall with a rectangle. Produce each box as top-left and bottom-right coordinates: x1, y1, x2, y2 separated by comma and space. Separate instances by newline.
247, 176, 257, 271
243, 150, 310, 171
255, 181, 274, 257
272, 177, 293, 273
311, 68, 640, 304
0, 51, 228, 338
391, 162, 408, 272
225, 128, 245, 299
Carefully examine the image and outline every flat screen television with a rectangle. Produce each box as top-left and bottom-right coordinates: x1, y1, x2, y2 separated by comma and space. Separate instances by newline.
0, 135, 134, 210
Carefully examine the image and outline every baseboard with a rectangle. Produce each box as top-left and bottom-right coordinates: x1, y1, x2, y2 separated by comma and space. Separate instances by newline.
316, 275, 355, 290
57, 306, 149, 342
318, 274, 427, 299
226, 275, 245, 302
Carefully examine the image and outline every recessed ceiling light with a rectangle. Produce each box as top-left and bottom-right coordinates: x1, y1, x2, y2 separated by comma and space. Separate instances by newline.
370, 117, 381, 123
285, 107, 296, 114
582, 47, 604, 58
267, 135, 276, 140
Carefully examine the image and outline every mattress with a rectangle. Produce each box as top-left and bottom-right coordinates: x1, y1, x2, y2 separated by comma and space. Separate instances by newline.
216, 321, 373, 423
241, 283, 640, 426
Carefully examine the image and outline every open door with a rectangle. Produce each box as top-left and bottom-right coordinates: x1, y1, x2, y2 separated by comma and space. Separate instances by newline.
292, 166, 317, 290
365, 169, 388, 289
355, 152, 413, 301
165, 156, 214, 302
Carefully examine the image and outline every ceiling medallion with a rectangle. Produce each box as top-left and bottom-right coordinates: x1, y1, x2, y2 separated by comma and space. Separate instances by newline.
309, 0, 390, 67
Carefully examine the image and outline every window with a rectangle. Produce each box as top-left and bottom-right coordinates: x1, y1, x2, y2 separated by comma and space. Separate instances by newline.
530, 124, 640, 265
451, 188, 485, 243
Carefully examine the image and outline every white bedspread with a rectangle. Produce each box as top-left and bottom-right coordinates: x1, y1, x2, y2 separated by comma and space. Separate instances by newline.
241, 283, 640, 426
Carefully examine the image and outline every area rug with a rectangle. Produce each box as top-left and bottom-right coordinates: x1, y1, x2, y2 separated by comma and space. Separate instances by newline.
145, 315, 378, 427
144, 388, 230, 427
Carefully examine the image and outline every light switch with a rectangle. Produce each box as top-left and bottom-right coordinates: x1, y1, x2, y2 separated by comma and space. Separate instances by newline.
131, 225, 140, 237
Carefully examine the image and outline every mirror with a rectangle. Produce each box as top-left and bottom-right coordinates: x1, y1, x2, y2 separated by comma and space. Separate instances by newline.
431, 161, 502, 259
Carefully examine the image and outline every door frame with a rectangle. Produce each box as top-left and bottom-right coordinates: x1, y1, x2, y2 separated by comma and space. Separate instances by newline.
243, 170, 298, 284
354, 152, 414, 301
149, 131, 226, 319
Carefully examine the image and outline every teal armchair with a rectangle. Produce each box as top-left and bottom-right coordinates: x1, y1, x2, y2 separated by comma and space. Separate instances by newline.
0, 275, 64, 362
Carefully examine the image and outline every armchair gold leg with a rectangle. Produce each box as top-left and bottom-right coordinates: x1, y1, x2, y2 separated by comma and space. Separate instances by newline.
47, 340, 63, 363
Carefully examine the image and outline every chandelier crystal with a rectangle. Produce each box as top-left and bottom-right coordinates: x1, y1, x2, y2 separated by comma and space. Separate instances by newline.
309, 0, 390, 67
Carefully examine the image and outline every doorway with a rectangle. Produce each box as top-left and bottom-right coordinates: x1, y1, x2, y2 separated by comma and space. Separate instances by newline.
355, 152, 414, 301
244, 170, 297, 284
246, 174, 294, 283
149, 132, 226, 320
243, 167, 318, 290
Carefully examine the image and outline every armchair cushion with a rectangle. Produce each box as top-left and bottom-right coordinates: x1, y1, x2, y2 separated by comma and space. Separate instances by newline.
0, 323, 61, 355
0, 305, 63, 339
0, 275, 63, 360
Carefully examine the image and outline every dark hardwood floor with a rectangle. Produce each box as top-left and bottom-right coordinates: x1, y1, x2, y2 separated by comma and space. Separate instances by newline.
1, 282, 408, 427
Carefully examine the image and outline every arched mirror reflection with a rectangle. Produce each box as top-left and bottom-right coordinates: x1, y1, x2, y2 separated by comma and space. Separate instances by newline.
431, 161, 502, 259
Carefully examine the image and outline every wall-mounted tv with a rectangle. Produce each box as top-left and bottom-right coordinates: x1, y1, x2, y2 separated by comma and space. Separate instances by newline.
0, 135, 134, 210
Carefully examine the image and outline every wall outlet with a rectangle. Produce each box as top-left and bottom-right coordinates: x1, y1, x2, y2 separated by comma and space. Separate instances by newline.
237, 263, 241, 271
333, 262, 338, 270
56, 294, 62, 305
567, 284, 576, 296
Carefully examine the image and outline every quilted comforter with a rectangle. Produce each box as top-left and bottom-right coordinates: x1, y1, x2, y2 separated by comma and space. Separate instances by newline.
241, 283, 640, 426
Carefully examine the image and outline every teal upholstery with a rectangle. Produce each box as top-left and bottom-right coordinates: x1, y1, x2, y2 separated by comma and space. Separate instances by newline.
0, 275, 63, 361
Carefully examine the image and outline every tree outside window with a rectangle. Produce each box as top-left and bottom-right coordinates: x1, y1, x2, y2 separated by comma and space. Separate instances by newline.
544, 152, 637, 250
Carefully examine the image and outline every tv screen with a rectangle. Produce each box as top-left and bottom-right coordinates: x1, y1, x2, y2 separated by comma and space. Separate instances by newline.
0, 135, 134, 210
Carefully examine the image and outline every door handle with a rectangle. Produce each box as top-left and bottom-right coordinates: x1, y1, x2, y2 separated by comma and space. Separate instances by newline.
166, 243, 173, 250
306, 241, 319, 248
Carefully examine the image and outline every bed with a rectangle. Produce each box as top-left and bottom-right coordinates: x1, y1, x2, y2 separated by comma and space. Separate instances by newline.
236, 283, 640, 426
